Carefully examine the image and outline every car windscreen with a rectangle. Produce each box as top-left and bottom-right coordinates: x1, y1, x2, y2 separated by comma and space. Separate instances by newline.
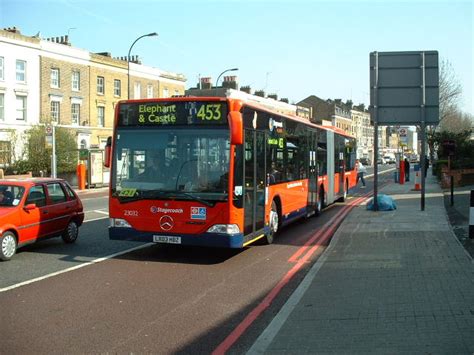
0, 185, 25, 207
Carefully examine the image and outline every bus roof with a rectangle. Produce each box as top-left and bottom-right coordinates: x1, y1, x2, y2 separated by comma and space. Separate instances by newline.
116, 96, 355, 140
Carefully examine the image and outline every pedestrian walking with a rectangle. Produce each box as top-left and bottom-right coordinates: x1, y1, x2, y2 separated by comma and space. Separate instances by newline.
404, 158, 410, 182
355, 159, 366, 188
424, 156, 429, 177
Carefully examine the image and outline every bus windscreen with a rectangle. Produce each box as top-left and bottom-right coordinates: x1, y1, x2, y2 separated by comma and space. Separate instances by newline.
118, 101, 228, 126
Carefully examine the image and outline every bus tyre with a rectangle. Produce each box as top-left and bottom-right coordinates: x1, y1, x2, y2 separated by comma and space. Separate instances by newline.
316, 190, 324, 215
1, 231, 17, 261
266, 201, 279, 244
339, 180, 348, 202
62, 221, 79, 244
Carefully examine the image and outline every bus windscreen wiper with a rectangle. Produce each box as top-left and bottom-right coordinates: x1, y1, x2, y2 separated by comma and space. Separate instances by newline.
115, 189, 171, 203
166, 191, 214, 207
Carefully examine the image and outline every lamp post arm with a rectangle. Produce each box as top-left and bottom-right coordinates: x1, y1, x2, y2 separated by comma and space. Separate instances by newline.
127, 33, 158, 99
215, 68, 238, 87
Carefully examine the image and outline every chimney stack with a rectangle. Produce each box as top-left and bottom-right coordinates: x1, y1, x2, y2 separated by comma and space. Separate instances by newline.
200, 77, 212, 89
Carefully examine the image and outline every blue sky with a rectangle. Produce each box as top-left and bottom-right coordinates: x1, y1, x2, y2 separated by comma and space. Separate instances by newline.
2, 0, 473, 113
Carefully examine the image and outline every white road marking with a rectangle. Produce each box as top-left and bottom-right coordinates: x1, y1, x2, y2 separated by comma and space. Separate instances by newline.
0, 243, 154, 293
93, 210, 109, 215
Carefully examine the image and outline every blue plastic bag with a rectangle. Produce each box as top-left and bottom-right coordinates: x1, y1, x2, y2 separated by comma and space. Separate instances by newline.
366, 194, 397, 211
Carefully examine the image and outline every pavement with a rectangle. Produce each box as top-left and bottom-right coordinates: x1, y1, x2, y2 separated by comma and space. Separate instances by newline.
248, 169, 474, 354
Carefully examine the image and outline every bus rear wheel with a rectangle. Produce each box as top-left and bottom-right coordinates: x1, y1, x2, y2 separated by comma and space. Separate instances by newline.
266, 201, 279, 244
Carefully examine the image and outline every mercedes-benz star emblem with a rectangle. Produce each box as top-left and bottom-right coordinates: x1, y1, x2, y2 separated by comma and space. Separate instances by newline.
160, 215, 174, 231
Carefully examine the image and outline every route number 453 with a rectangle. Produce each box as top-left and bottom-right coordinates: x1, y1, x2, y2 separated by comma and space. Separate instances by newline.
197, 104, 221, 121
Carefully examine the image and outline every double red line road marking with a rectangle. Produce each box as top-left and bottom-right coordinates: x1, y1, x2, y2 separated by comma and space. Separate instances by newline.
213, 191, 372, 355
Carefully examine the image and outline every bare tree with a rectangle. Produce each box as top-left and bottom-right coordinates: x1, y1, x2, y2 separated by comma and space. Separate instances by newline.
439, 109, 473, 133
426, 59, 463, 160
438, 59, 463, 122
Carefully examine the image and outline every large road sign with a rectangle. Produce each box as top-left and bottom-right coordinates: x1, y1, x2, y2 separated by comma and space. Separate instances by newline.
369, 51, 439, 125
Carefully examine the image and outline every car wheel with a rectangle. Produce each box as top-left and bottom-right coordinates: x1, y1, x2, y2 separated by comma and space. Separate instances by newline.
1, 231, 17, 261
265, 201, 279, 244
62, 221, 79, 244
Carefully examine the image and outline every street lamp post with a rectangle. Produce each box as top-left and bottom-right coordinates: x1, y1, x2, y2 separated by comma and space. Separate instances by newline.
215, 68, 239, 88
127, 32, 158, 99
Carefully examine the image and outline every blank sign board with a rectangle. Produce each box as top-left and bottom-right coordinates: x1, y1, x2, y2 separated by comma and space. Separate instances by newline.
369, 51, 439, 125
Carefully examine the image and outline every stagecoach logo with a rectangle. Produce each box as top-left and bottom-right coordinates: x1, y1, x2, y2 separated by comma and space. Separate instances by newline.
150, 206, 183, 214
268, 117, 283, 132
160, 215, 174, 231
191, 207, 207, 220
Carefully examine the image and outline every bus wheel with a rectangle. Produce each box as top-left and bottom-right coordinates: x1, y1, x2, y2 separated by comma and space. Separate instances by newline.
339, 181, 348, 202
316, 189, 324, 215
266, 201, 279, 244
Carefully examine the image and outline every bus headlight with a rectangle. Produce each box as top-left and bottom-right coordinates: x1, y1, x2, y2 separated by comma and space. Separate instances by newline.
110, 218, 132, 228
206, 224, 240, 234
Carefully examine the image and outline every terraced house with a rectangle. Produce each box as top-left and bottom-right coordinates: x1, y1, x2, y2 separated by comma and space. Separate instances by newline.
0, 27, 186, 167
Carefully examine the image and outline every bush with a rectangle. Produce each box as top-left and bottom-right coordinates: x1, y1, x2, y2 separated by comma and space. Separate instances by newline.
433, 160, 448, 178
4, 160, 33, 175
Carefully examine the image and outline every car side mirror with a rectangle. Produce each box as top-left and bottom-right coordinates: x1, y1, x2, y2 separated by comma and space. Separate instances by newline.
23, 203, 36, 211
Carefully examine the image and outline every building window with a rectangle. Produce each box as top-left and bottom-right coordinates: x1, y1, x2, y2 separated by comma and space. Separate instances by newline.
71, 103, 80, 125
72, 71, 80, 91
97, 76, 104, 94
147, 84, 153, 98
16, 60, 26, 82
114, 79, 121, 97
51, 101, 60, 122
134, 82, 141, 99
162, 87, 169, 98
0, 141, 11, 166
0, 93, 4, 121
174, 89, 180, 96
16, 95, 27, 120
51, 68, 60, 88
97, 106, 105, 127
0, 57, 4, 80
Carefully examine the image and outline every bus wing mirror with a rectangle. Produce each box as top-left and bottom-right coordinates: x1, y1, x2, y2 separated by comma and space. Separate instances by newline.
104, 136, 112, 168
229, 111, 243, 145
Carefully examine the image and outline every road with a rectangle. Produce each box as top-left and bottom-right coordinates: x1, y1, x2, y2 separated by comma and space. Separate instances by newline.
0, 166, 394, 353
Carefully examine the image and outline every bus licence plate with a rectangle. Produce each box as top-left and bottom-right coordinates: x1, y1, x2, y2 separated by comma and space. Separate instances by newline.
153, 235, 181, 244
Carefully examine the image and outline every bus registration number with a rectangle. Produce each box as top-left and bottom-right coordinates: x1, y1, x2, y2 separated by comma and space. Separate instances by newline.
153, 235, 181, 244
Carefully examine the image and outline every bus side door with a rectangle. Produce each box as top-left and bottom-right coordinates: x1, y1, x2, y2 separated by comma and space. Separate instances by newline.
243, 130, 266, 236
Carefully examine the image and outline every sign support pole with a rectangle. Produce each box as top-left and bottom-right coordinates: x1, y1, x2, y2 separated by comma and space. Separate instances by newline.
420, 52, 426, 211
373, 52, 379, 211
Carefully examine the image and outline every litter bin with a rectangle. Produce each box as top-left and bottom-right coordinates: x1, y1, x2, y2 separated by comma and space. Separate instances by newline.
393, 171, 399, 183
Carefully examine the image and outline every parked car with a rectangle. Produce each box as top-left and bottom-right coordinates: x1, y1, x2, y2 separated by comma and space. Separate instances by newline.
0, 178, 84, 261
359, 158, 371, 166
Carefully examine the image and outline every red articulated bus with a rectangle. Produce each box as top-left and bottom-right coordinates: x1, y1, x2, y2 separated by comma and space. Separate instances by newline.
105, 96, 357, 248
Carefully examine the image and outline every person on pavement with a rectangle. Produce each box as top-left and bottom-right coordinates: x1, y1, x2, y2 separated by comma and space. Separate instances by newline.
404, 158, 410, 182
355, 159, 366, 188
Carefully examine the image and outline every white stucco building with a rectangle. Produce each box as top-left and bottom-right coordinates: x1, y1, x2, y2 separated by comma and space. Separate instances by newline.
0, 29, 41, 165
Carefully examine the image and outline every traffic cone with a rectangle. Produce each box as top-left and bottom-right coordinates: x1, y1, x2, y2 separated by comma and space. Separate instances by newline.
414, 170, 421, 191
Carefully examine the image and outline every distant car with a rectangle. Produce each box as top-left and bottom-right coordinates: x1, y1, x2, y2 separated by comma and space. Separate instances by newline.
383, 156, 396, 164
0, 178, 84, 261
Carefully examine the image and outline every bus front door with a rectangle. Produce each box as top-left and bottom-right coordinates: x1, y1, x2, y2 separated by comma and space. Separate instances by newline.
243, 130, 266, 238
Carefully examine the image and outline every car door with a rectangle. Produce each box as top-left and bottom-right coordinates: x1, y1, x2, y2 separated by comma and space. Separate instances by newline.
19, 184, 51, 243
45, 182, 70, 234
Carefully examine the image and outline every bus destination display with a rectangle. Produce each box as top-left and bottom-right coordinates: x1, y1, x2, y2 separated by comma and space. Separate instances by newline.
118, 101, 228, 126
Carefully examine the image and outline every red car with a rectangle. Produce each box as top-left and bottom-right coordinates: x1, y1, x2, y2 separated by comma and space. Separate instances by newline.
0, 178, 84, 261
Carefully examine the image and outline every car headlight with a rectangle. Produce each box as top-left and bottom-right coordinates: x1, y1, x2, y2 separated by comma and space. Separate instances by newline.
206, 224, 240, 234
110, 218, 132, 228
